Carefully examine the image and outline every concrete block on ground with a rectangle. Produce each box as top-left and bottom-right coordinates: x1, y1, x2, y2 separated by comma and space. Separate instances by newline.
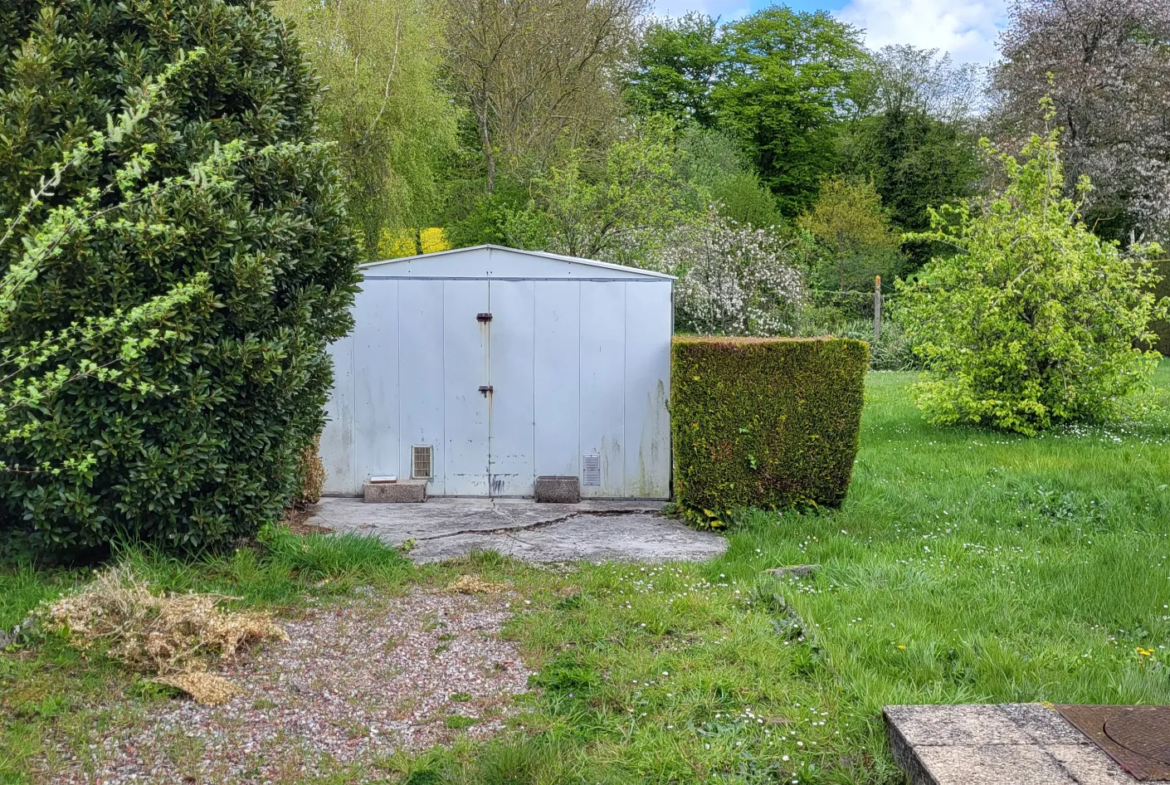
534, 476, 580, 504
364, 480, 427, 503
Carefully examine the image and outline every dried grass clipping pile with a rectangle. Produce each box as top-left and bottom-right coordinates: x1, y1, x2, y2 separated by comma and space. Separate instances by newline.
294, 436, 326, 505
46, 565, 287, 704
446, 574, 509, 595
154, 672, 240, 706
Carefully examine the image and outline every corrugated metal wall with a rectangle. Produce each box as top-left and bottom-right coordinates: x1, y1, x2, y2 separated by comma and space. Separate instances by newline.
321, 247, 672, 499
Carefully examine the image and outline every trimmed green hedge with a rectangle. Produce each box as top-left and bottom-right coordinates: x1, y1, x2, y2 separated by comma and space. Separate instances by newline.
671, 337, 869, 522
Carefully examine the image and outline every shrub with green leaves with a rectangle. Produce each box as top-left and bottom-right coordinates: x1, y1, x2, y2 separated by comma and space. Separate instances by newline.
1152, 259, 1170, 357
671, 337, 868, 525
0, 1, 360, 558
898, 114, 1168, 435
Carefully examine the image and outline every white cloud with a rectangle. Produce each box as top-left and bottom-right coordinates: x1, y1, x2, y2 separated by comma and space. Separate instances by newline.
835, 0, 1008, 66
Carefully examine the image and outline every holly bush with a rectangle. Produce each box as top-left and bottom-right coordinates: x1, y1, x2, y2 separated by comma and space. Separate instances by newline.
0, 1, 360, 558
898, 115, 1168, 435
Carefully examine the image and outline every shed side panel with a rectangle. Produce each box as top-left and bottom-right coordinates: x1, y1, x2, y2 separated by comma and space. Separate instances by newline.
534, 281, 581, 478
579, 281, 626, 497
321, 333, 355, 494
352, 282, 400, 487
623, 282, 672, 498
399, 280, 447, 495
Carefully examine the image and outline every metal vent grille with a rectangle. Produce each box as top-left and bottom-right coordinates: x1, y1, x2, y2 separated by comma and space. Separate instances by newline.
582, 454, 601, 486
412, 445, 433, 479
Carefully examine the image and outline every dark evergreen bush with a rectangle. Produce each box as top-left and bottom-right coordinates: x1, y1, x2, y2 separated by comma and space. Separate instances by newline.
0, 0, 360, 557
671, 337, 868, 525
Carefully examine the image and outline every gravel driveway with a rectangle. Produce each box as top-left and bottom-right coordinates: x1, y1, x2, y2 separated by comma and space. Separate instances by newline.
37, 586, 532, 785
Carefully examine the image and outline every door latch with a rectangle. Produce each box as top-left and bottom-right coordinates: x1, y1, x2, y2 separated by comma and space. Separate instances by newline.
478, 385, 493, 396
477, 312, 493, 322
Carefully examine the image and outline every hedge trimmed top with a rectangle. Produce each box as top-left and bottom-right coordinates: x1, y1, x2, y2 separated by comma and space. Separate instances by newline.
671, 336, 868, 520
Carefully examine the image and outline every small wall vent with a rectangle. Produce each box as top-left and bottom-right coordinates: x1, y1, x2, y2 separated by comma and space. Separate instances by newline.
412, 445, 433, 479
582, 454, 601, 486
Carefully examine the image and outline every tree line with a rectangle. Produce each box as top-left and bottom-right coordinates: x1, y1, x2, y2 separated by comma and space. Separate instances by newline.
280, 0, 1170, 284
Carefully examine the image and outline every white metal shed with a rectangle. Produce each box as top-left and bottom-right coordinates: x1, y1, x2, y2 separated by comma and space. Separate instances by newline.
320, 245, 674, 498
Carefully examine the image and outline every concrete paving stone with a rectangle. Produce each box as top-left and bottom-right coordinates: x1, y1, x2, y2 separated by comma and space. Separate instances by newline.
1001, 703, 1093, 745
914, 744, 1078, 785
1044, 744, 1151, 784
885, 705, 1026, 747
310, 497, 727, 564
885, 704, 1168, 785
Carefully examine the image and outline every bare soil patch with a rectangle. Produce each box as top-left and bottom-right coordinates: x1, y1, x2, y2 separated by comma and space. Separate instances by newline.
38, 586, 531, 785
283, 504, 332, 535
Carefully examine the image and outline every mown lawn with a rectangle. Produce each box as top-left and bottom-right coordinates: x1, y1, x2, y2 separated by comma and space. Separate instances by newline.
3, 364, 1169, 784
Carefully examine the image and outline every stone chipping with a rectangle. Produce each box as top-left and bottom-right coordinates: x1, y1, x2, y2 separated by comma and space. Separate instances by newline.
37, 587, 533, 785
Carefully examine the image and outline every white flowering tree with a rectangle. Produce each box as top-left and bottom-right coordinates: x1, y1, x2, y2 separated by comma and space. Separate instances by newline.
993, 0, 1170, 241
660, 209, 806, 336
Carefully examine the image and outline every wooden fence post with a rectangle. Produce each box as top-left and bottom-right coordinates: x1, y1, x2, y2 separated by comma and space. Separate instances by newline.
874, 275, 882, 341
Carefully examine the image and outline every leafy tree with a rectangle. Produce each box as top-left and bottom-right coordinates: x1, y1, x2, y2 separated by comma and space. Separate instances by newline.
625, 13, 723, 127
899, 116, 1167, 435
676, 127, 782, 228
503, 120, 687, 265
713, 7, 865, 215
0, 1, 359, 558
840, 46, 983, 267
852, 45, 980, 123
278, 0, 458, 260
444, 0, 645, 193
798, 177, 902, 291
992, 0, 1170, 242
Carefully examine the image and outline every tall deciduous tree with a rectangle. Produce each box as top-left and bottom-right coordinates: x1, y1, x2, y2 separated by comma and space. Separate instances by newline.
278, 0, 457, 259
444, 0, 646, 194
798, 177, 902, 291
854, 45, 980, 123
713, 7, 864, 215
676, 128, 783, 229
992, 0, 1170, 241
840, 46, 984, 267
502, 119, 687, 265
625, 13, 723, 127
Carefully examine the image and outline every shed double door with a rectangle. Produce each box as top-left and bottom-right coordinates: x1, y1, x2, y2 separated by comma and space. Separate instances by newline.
443, 280, 534, 496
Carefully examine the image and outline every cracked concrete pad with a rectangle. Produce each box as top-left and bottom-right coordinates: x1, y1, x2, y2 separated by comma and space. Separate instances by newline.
309, 497, 727, 564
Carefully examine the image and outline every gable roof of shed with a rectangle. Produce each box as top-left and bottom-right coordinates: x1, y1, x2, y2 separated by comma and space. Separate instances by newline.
360, 244, 675, 280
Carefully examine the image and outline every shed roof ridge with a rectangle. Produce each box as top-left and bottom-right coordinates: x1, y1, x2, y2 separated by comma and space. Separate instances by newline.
359, 244, 675, 280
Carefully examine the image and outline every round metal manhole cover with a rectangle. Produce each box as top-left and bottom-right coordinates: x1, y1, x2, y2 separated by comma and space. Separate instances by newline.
1105, 708, 1170, 765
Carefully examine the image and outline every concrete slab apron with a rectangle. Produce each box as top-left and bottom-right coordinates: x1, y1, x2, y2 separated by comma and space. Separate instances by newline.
885, 703, 1170, 785
311, 497, 728, 564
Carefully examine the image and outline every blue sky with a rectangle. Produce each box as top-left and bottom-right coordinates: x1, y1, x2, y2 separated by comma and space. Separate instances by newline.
652, 0, 1009, 67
